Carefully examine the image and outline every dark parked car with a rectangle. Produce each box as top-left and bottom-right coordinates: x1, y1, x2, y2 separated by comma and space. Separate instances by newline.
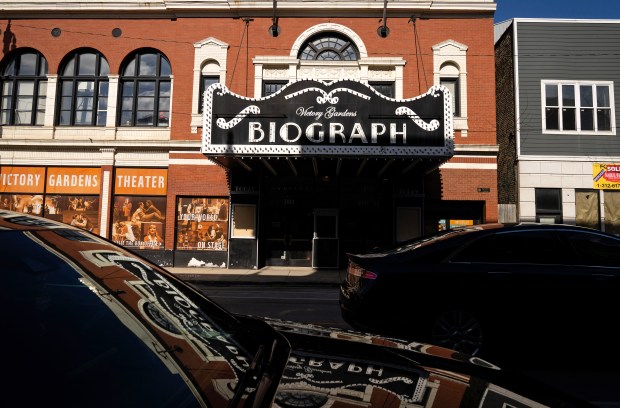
340, 223, 620, 368
0, 210, 595, 407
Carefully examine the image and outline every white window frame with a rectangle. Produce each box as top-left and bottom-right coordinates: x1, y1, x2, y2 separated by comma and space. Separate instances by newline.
440, 73, 459, 116
433, 39, 468, 137
191, 37, 229, 133
541, 80, 615, 135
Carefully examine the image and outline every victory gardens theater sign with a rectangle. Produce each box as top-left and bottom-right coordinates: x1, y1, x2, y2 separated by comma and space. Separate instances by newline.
201, 79, 454, 164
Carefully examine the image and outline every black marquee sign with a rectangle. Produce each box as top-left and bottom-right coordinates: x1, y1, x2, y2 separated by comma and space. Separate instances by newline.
202, 79, 454, 158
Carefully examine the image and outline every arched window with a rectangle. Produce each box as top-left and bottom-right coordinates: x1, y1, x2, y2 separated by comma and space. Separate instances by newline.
57, 50, 109, 126
298, 33, 359, 61
433, 40, 468, 129
0, 50, 48, 126
119, 50, 171, 127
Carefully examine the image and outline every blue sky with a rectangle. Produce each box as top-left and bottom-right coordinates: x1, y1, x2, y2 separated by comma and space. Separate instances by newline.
494, 0, 620, 23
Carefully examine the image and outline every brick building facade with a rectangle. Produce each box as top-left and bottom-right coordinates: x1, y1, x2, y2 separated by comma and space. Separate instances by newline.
0, 0, 498, 269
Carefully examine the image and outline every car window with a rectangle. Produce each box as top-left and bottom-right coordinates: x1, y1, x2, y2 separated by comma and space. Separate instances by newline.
563, 230, 620, 267
451, 230, 572, 264
0, 230, 203, 407
0, 228, 275, 407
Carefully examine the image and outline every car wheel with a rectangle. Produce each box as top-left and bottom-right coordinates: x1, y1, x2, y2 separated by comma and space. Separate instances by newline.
431, 309, 484, 356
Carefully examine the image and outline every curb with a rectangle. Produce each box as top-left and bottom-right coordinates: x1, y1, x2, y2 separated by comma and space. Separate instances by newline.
168, 266, 345, 286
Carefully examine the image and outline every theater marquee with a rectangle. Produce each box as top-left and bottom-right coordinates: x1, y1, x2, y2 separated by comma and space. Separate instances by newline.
202, 79, 454, 158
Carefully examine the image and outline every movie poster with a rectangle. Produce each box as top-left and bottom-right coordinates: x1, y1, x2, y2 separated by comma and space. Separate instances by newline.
176, 197, 228, 251
111, 195, 167, 249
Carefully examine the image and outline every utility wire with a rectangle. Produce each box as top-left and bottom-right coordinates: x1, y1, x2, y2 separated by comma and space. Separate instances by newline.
229, 18, 252, 89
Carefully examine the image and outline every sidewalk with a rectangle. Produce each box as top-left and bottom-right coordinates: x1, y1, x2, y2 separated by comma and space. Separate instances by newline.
167, 265, 345, 285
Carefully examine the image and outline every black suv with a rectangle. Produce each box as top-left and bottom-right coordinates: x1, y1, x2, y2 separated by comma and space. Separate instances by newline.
340, 222, 620, 368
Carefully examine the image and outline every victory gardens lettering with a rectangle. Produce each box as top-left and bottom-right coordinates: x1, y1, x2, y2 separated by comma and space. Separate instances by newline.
202, 79, 454, 157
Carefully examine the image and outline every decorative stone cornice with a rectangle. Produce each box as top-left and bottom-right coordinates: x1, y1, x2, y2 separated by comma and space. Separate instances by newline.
1, 1, 497, 18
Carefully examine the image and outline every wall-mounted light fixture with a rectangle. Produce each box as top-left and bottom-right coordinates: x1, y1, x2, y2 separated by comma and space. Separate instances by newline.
377, 24, 389, 38
269, 20, 280, 37
377, 0, 389, 38
269, 0, 280, 37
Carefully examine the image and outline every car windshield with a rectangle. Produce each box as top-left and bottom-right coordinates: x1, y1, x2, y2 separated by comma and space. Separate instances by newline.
0, 227, 272, 407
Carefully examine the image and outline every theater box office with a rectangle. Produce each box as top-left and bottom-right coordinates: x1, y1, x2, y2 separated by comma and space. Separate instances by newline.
202, 79, 455, 269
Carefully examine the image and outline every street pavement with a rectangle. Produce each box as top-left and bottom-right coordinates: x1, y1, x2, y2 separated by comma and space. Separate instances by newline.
167, 265, 344, 285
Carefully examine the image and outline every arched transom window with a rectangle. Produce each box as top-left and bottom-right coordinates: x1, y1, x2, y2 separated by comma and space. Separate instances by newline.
298, 33, 359, 61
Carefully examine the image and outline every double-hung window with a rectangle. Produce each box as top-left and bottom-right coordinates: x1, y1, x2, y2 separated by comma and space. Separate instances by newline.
543, 81, 614, 134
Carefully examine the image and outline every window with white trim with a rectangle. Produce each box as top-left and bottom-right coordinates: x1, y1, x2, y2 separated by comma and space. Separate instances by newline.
298, 32, 359, 61
440, 76, 459, 117
199, 75, 218, 113
432, 40, 468, 135
543, 81, 614, 134
262, 81, 287, 97
254, 23, 404, 99
191, 38, 228, 133
369, 82, 394, 98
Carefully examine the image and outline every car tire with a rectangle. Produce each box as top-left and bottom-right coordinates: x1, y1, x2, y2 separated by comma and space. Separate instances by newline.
431, 309, 484, 357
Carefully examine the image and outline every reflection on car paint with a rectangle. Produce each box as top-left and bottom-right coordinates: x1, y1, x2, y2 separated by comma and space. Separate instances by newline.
0, 210, 595, 408
24, 229, 253, 406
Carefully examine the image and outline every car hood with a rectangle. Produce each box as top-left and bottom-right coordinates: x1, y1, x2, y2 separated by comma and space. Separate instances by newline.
254, 317, 593, 408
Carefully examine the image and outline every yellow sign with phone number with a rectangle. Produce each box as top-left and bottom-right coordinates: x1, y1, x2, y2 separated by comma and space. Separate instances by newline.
593, 163, 620, 190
